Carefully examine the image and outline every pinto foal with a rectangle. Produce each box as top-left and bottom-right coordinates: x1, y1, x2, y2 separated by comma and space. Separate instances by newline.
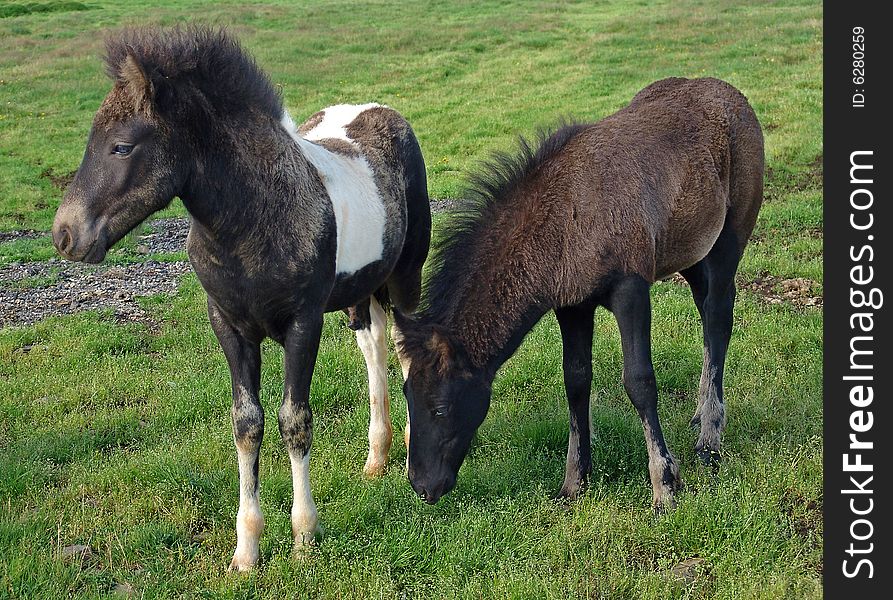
52, 27, 430, 570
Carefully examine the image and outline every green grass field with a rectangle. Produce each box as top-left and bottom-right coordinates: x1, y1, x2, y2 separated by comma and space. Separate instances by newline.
0, 1, 822, 598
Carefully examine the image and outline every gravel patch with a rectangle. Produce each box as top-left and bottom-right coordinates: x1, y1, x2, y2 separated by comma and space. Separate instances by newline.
137, 217, 190, 254
0, 259, 192, 329
739, 273, 823, 308
1, 217, 196, 329
429, 198, 461, 213
0, 229, 44, 244
0, 205, 462, 330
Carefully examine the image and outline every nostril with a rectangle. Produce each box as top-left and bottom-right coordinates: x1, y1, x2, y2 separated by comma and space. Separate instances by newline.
53, 226, 72, 254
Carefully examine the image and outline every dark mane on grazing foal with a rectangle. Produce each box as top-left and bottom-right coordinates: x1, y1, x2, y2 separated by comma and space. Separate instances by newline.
420, 122, 586, 321
103, 25, 283, 121
399, 122, 588, 371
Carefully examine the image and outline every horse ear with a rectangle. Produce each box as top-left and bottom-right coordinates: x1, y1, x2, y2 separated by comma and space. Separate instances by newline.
119, 52, 153, 113
426, 325, 467, 376
391, 314, 468, 377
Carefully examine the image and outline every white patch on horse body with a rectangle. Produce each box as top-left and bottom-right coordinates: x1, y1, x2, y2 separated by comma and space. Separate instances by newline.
301, 103, 382, 143
355, 297, 393, 476
281, 108, 386, 275
288, 450, 318, 546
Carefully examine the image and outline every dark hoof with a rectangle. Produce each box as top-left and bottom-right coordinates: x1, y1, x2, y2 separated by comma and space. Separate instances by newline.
696, 446, 722, 468
553, 488, 580, 504
553, 479, 588, 503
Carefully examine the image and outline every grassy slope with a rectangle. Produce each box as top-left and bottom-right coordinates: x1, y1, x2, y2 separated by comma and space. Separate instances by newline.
0, 1, 822, 598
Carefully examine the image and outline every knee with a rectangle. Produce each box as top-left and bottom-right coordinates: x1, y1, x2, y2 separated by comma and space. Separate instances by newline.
623, 366, 657, 402
278, 403, 313, 453
232, 401, 264, 449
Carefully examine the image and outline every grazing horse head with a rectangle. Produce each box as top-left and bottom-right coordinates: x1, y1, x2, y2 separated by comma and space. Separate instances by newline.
396, 315, 492, 504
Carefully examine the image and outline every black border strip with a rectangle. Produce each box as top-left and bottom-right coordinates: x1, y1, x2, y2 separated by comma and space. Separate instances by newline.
824, 3, 891, 595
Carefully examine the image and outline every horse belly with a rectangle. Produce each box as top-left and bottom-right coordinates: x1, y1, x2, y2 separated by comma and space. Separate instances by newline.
325, 260, 395, 311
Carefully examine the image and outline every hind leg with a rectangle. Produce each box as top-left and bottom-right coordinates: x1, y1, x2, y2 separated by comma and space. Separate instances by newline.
679, 263, 709, 430
388, 150, 430, 460
355, 296, 393, 476
682, 229, 742, 465
388, 214, 429, 456
390, 322, 413, 454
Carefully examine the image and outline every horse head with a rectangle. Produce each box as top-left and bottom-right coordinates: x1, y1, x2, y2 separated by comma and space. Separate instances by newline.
52, 37, 193, 263
396, 312, 493, 504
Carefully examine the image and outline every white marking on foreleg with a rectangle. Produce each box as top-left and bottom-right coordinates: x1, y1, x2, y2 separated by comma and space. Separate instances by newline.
288, 451, 318, 549
231, 441, 264, 571
357, 297, 392, 476
643, 423, 680, 512
390, 322, 412, 454
228, 384, 265, 572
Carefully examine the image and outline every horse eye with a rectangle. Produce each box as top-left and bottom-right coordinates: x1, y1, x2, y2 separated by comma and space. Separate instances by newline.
113, 143, 134, 156
431, 407, 447, 418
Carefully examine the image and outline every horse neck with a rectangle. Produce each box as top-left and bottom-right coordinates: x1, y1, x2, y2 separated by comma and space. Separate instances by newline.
181, 114, 319, 239
433, 247, 550, 377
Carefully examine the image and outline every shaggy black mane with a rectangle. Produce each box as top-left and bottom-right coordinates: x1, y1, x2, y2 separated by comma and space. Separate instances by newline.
419, 122, 588, 323
104, 25, 283, 120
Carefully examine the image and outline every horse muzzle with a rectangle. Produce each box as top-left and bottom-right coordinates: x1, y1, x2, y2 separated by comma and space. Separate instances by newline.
408, 470, 456, 505
52, 207, 109, 264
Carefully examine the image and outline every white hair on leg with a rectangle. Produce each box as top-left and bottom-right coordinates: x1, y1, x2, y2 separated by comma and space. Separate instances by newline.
696, 360, 725, 453
357, 297, 393, 476
289, 450, 318, 549
229, 386, 264, 571
389, 321, 413, 457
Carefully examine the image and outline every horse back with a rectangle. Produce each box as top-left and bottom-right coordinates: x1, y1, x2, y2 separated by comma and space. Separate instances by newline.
568, 77, 763, 283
